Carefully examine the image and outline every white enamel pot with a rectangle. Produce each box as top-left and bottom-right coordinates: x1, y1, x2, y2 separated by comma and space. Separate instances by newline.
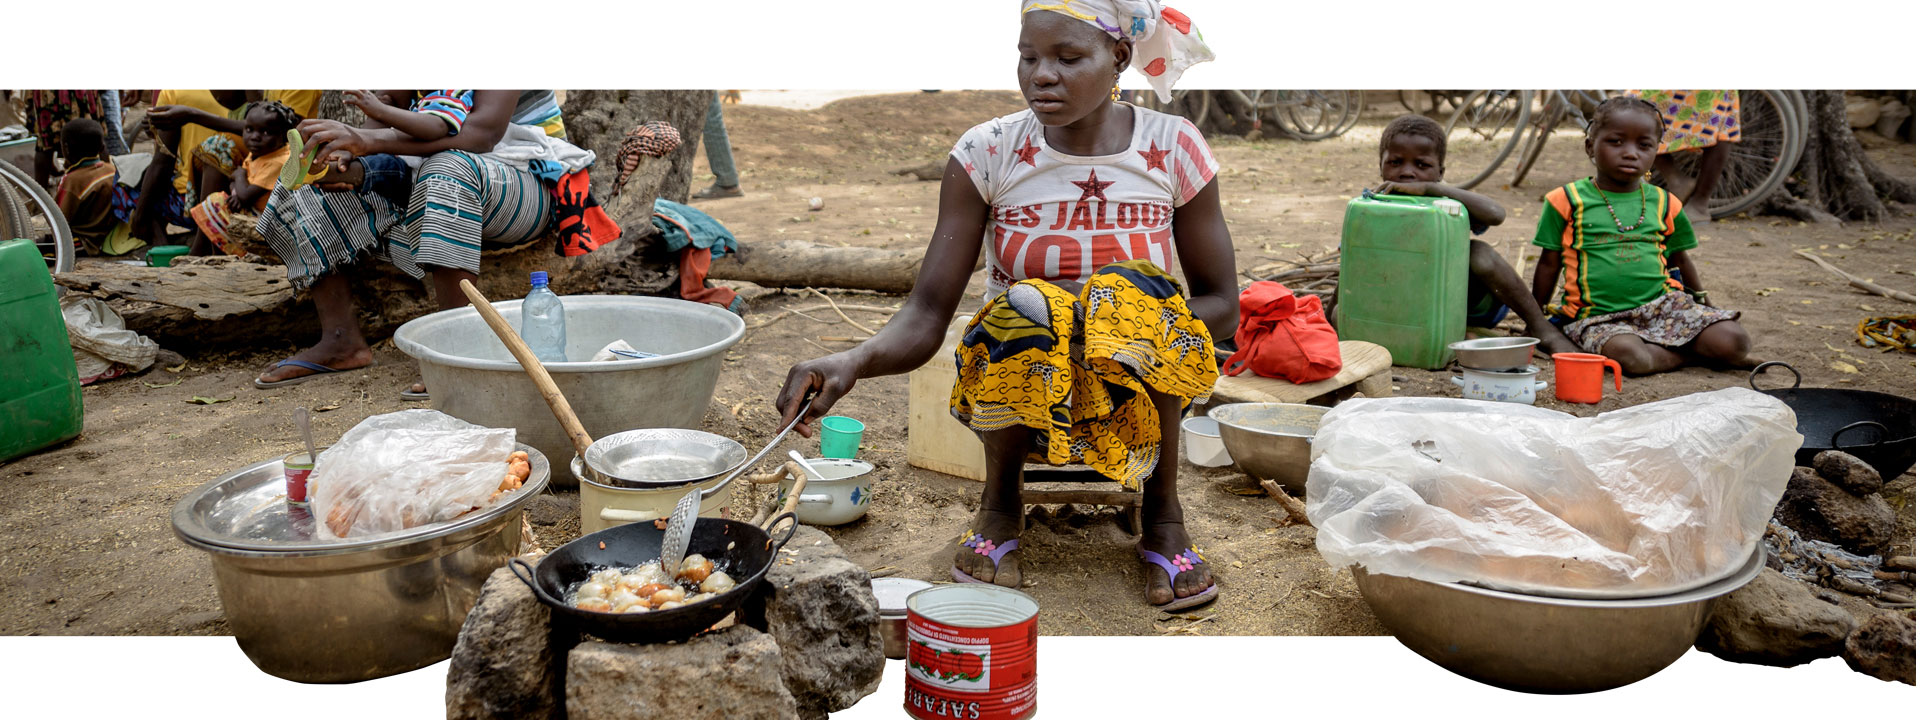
1451, 365, 1548, 405
779, 458, 876, 526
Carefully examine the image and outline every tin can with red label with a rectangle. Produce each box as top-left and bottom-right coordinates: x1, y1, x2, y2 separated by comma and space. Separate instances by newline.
905, 584, 1039, 720
282, 450, 319, 505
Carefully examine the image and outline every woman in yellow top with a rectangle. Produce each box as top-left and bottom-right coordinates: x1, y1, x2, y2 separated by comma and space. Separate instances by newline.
129, 90, 318, 246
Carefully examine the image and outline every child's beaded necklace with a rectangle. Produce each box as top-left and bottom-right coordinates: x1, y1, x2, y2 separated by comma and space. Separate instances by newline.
1596, 179, 1649, 233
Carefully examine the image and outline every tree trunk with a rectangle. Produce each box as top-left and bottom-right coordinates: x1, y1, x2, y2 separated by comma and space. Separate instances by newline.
314, 90, 365, 126
1766, 90, 1915, 223
709, 240, 926, 294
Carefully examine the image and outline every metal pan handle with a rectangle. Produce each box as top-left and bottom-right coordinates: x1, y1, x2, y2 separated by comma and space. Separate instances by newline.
1832, 421, 1890, 450
508, 557, 546, 600
764, 512, 801, 553
704, 396, 815, 502
1748, 361, 1802, 391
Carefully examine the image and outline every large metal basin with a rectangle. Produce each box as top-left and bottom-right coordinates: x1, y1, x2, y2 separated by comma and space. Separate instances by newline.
394, 296, 744, 487
1351, 546, 1764, 694
1209, 402, 1328, 495
171, 445, 551, 683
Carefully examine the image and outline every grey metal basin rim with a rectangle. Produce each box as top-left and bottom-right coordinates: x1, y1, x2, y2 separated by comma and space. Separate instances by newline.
172, 444, 552, 558
1365, 545, 1766, 609
392, 295, 746, 373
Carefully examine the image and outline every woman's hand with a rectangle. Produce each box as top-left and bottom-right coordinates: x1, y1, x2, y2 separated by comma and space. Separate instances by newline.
299, 119, 372, 165
1374, 180, 1431, 196
342, 89, 378, 110
145, 105, 201, 130
774, 353, 862, 438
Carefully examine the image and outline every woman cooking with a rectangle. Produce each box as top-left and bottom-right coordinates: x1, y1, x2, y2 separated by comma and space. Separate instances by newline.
774, 1, 1235, 611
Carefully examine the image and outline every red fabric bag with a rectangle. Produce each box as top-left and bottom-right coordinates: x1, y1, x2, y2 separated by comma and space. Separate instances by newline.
1222, 281, 1343, 383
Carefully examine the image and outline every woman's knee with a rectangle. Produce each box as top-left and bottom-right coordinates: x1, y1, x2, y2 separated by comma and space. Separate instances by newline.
1602, 337, 1658, 375
1694, 320, 1751, 360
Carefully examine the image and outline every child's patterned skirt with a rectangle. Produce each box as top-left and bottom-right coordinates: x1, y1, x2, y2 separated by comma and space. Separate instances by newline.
1564, 290, 1741, 353
949, 259, 1218, 490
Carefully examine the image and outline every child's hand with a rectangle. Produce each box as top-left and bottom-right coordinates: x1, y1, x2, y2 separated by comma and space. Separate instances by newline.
1375, 180, 1431, 196
225, 193, 245, 213
343, 90, 378, 109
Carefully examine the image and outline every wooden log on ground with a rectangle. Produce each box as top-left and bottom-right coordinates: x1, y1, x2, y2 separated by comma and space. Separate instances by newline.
709, 240, 924, 294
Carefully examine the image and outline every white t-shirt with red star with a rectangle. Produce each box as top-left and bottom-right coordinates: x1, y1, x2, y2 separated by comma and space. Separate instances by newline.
949, 103, 1220, 300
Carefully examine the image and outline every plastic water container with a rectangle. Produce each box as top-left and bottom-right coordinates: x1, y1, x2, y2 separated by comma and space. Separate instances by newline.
522, 271, 567, 363
0, 239, 83, 461
1335, 192, 1470, 370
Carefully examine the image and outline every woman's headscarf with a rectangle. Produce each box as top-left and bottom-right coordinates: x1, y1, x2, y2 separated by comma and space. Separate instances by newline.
1020, 1, 1213, 104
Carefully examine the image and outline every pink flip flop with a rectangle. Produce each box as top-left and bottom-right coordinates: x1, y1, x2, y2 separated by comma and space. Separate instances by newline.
1139, 545, 1219, 612
951, 532, 1021, 584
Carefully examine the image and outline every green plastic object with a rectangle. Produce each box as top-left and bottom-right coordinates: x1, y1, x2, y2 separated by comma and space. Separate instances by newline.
818, 416, 865, 459
1335, 192, 1470, 370
147, 245, 190, 267
0, 238, 83, 461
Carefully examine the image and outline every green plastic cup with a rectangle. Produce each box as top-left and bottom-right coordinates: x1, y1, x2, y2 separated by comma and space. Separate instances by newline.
819, 416, 865, 459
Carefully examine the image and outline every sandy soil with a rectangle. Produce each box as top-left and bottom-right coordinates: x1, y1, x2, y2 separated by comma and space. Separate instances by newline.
1, 91, 1912, 639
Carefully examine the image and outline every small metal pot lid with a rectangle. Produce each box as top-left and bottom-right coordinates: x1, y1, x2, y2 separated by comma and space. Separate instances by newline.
581, 429, 747, 488
171, 444, 549, 555
871, 577, 933, 615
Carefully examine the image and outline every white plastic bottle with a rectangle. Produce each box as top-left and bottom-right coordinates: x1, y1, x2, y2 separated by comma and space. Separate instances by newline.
522, 271, 568, 363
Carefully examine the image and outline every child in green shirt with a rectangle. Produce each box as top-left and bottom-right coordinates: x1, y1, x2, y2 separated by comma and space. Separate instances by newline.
1530, 97, 1753, 375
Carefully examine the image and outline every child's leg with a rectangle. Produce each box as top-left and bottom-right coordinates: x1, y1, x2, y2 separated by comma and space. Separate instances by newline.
1684, 319, 1755, 368
1140, 388, 1211, 604
1600, 333, 1687, 376
1469, 240, 1580, 355
1685, 143, 1731, 224
955, 425, 1029, 587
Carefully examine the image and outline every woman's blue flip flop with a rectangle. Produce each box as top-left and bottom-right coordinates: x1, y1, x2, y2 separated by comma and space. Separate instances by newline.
253, 359, 347, 389
952, 531, 1021, 585
1140, 545, 1219, 612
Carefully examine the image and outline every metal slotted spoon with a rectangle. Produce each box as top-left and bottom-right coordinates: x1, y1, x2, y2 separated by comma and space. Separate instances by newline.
660, 399, 812, 572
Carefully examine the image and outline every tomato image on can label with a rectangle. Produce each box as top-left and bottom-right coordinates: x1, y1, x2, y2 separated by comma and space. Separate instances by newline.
907, 630, 991, 689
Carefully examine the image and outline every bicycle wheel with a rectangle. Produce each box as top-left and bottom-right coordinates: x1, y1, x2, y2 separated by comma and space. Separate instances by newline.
1783, 89, 1810, 170
0, 158, 74, 274
1659, 89, 1799, 219
1284, 90, 1353, 141
1443, 90, 1531, 190
0, 176, 31, 243
1334, 90, 1364, 135
1511, 94, 1567, 187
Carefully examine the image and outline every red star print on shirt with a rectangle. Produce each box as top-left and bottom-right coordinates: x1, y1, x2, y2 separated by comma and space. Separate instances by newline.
1138, 140, 1170, 172
1071, 169, 1115, 202
964, 161, 976, 175
1013, 136, 1041, 167
987, 144, 999, 157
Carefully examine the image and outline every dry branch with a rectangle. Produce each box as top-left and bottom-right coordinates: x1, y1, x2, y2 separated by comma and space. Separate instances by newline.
1795, 250, 1917, 303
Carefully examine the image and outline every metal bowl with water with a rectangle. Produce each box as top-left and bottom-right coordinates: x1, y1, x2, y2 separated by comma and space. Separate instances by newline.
171, 444, 551, 683
579, 428, 747, 489
1208, 403, 1328, 495
1448, 336, 1539, 371
1351, 546, 1764, 694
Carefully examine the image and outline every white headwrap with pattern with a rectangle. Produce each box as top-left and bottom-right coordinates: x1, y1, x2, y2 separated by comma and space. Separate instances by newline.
1020, 0, 1214, 104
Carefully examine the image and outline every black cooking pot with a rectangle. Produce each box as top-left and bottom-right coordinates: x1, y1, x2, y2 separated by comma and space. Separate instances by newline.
1750, 361, 1916, 480
509, 513, 798, 645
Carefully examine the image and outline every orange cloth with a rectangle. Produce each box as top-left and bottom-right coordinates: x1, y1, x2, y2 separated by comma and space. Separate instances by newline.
241, 146, 290, 211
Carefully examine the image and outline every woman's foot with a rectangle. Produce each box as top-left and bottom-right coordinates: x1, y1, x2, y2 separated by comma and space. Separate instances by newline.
953, 506, 1024, 587
692, 182, 743, 200
1684, 198, 1715, 224
255, 339, 373, 386
1139, 518, 1214, 608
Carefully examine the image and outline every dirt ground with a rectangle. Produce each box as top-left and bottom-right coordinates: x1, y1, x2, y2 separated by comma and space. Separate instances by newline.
2, 91, 1913, 639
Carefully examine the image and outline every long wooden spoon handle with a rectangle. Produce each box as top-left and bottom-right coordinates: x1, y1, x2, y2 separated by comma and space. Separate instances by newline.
457, 279, 595, 458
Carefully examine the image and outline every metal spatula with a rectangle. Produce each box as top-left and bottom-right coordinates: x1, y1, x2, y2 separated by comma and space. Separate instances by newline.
660, 399, 812, 572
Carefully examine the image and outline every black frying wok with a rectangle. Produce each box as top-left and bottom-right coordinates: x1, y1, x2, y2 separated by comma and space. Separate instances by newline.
1750, 362, 1915, 480
509, 513, 797, 645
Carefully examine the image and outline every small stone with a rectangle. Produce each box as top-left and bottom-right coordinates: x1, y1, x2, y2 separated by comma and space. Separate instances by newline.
1847, 95, 1881, 129
447, 566, 563, 720
1813, 450, 1885, 495
1696, 568, 1856, 667
757, 526, 885, 719
1774, 467, 1897, 555
1873, 98, 1911, 140
566, 625, 797, 720
1844, 613, 1916, 685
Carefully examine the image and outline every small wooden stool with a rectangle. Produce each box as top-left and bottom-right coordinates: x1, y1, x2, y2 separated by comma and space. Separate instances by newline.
1204, 340, 1394, 410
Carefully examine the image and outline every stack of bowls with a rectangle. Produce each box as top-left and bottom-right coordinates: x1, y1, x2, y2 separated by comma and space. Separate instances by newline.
1448, 337, 1544, 404
572, 428, 747, 534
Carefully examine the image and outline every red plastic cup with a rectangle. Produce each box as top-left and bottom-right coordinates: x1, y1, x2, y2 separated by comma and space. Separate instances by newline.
1552, 353, 1623, 404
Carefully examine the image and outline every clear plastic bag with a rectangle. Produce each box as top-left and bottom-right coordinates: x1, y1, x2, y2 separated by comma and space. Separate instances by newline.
310, 410, 517, 540
1305, 388, 1801, 596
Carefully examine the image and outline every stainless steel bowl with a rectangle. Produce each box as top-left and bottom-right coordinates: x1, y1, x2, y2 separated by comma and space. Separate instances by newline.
580, 428, 746, 489
1208, 403, 1328, 495
871, 577, 932, 660
171, 445, 550, 683
1448, 336, 1539, 372
1350, 547, 1764, 694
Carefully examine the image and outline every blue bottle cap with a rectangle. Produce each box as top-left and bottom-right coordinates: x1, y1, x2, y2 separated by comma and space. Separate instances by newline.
530, 271, 549, 287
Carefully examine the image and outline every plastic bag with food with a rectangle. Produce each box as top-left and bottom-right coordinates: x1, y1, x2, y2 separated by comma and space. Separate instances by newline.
309, 409, 522, 540
1305, 388, 1801, 596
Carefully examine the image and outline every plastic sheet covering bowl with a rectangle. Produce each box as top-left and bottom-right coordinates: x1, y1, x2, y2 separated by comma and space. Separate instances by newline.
1351, 546, 1763, 694
395, 296, 744, 487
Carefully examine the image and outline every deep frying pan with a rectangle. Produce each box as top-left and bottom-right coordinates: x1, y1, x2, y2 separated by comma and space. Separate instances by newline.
1750, 361, 1916, 480
510, 513, 798, 645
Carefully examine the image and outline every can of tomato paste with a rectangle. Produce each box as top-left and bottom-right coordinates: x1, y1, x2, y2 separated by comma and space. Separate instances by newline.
282, 449, 321, 506
905, 584, 1039, 720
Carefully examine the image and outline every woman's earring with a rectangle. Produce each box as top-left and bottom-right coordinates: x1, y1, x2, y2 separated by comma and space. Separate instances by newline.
1111, 73, 1122, 102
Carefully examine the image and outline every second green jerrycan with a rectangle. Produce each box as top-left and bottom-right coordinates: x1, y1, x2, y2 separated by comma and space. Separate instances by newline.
0, 238, 84, 461
1334, 191, 1470, 370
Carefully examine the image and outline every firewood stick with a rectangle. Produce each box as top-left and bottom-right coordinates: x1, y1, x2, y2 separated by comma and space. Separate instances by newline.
1796, 250, 1917, 303
1258, 480, 1312, 527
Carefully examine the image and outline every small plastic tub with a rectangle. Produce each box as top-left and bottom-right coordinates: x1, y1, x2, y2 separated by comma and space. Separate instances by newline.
147, 245, 190, 267
1180, 416, 1231, 467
